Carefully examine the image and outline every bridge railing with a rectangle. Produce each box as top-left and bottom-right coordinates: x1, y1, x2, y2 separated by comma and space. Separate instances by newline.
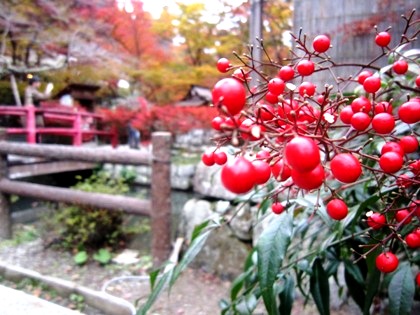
0, 130, 172, 266
0, 105, 118, 146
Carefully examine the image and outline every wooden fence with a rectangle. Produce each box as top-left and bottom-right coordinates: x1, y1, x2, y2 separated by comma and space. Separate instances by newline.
0, 105, 118, 146
0, 129, 172, 265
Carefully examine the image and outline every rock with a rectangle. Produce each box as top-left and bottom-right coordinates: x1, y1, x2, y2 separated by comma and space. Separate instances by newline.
193, 162, 237, 200
214, 201, 230, 214
229, 203, 253, 241
103, 161, 197, 190
178, 199, 219, 241
191, 225, 250, 279
171, 164, 197, 190
175, 129, 215, 148
112, 249, 140, 265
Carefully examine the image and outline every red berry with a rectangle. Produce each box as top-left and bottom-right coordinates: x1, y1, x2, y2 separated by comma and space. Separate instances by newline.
416, 75, 420, 87
232, 68, 249, 82
256, 149, 271, 160
297, 60, 315, 76
396, 174, 412, 188
367, 212, 386, 230
405, 233, 420, 248
376, 251, 399, 273
271, 159, 292, 182
217, 58, 230, 73
374, 101, 392, 114
330, 153, 362, 183
399, 136, 419, 153
372, 112, 395, 134
298, 81, 316, 97
202, 151, 215, 166
211, 116, 225, 131
363, 76, 381, 93
265, 91, 279, 104
221, 157, 256, 194
214, 151, 228, 165
339, 106, 354, 124
351, 96, 372, 113
357, 70, 373, 84
278, 66, 295, 81
409, 160, 420, 175
375, 31, 391, 47
285, 136, 321, 172
408, 200, 420, 217
252, 160, 271, 185
326, 199, 348, 220
395, 209, 412, 225
351, 112, 371, 131
291, 164, 325, 190
398, 101, 420, 124
393, 60, 408, 74
272, 202, 285, 215
416, 273, 420, 286
312, 34, 331, 53
212, 78, 246, 116
241, 119, 265, 141
381, 141, 404, 156
379, 151, 404, 173
256, 104, 275, 121
268, 78, 285, 95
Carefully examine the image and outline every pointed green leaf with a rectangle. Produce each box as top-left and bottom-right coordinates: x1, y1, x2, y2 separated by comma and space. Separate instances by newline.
230, 268, 253, 301
171, 222, 218, 284
363, 247, 381, 315
148, 268, 160, 290
137, 267, 173, 315
279, 275, 295, 315
388, 263, 415, 315
344, 261, 366, 312
310, 258, 330, 315
257, 212, 293, 315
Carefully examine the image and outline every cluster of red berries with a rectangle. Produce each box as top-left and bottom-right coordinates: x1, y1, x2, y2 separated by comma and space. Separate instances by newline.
203, 28, 419, 275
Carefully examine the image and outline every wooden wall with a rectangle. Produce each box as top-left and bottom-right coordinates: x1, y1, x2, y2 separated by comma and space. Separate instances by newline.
292, 0, 420, 89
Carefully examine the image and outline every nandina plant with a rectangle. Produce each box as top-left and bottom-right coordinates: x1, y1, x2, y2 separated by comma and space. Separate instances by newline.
139, 10, 419, 315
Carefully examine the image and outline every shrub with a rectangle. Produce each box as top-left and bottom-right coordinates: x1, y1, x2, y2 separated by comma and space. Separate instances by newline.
140, 10, 419, 315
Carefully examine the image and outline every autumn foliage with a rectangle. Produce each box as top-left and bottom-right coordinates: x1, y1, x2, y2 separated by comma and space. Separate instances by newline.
98, 99, 218, 140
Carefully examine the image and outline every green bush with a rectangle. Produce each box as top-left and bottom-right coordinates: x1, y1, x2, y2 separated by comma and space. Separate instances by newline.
52, 171, 130, 251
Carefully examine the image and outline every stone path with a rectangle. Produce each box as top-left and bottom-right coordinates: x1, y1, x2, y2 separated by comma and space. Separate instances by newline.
0, 284, 84, 315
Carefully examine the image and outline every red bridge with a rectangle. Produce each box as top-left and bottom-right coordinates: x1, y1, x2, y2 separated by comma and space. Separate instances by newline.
0, 105, 118, 146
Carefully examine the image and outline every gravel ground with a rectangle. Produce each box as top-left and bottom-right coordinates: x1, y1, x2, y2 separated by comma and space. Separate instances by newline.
0, 223, 231, 315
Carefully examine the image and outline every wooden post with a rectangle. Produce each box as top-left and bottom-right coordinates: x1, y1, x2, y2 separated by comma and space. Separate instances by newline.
0, 129, 11, 239
151, 132, 172, 266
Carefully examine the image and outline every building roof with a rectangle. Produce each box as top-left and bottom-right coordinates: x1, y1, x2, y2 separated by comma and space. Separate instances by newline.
175, 85, 212, 107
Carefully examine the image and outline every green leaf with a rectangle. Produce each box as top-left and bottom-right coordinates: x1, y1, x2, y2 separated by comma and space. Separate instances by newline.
137, 268, 173, 315
279, 274, 295, 315
171, 222, 219, 284
363, 246, 381, 315
310, 258, 330, 315
73, 251, 88, 265
344, 260, 365, 285
257, 212, 293, 315
230, 269, 253, 301
93, 248, 112, 265
388, 263, 415, 315
148, 269, 160, 290
344, 261, 366, 312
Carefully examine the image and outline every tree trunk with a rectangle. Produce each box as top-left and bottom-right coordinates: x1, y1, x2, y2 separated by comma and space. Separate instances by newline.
10, 74, 22, 106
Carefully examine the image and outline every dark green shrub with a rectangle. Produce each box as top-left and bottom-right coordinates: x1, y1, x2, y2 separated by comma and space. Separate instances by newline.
53, 171, 130, 251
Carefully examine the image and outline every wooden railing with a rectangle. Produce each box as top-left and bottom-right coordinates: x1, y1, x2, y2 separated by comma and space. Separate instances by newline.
0, 105, 118, 146
0, 130, 172, 266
